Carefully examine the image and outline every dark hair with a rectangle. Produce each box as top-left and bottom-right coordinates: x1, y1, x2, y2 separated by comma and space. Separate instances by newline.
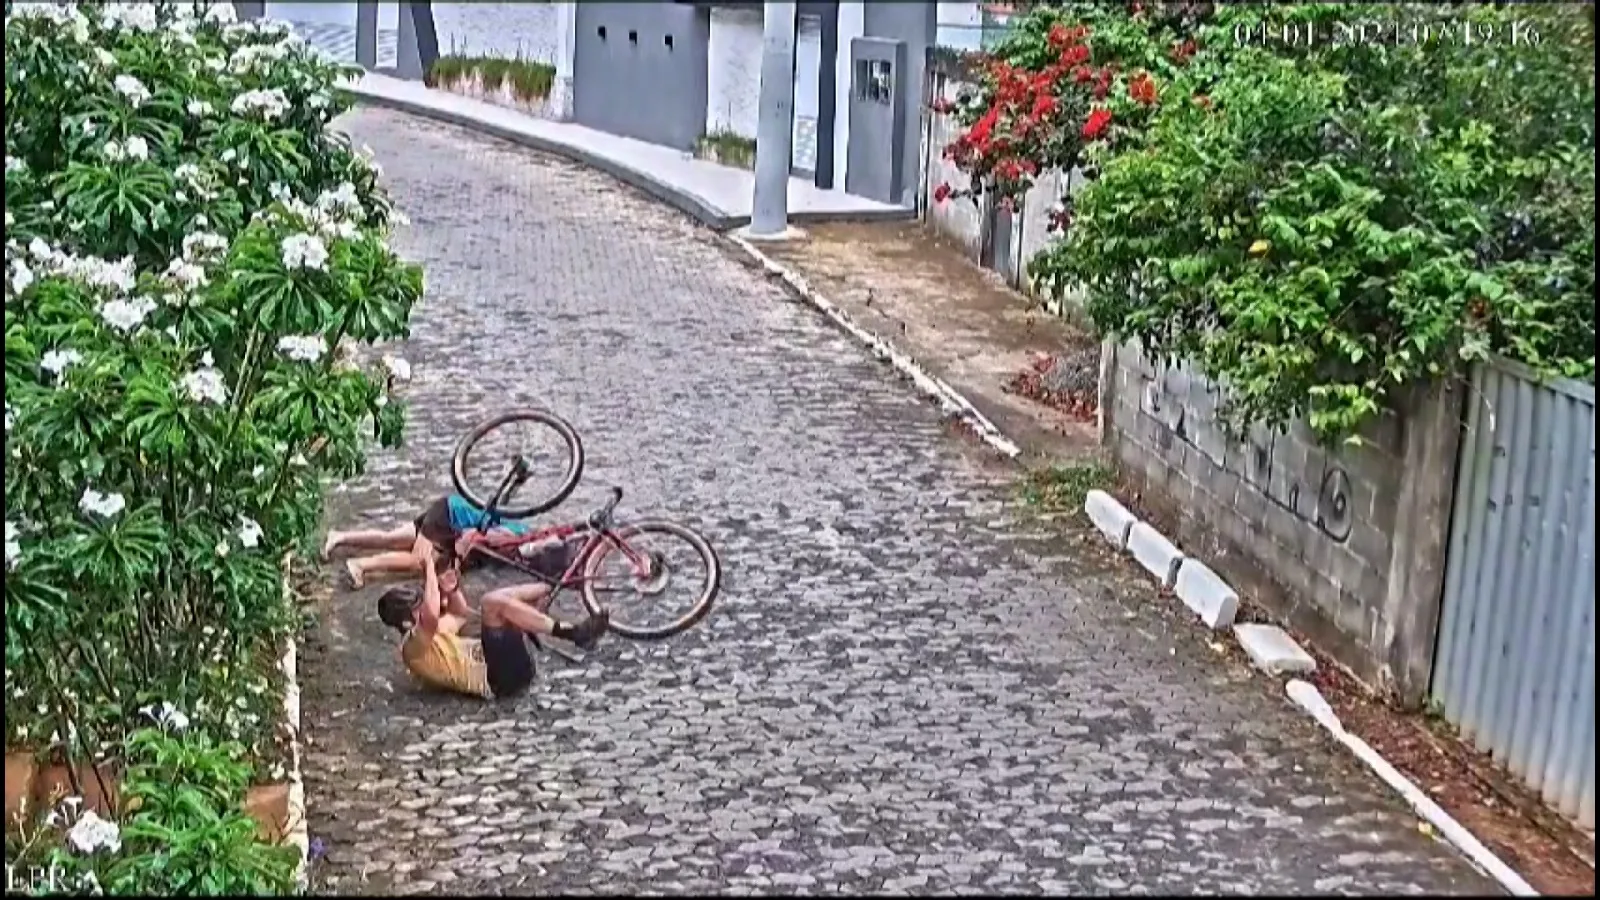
377, 585, 422, 632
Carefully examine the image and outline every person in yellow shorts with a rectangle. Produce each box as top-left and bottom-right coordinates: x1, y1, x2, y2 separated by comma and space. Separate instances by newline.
375, 541, 609, 699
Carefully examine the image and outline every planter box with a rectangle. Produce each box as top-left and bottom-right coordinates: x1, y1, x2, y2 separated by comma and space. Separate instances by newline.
433, 72, 555, 120
695, 143, 756, 172
4, 752, 293, 840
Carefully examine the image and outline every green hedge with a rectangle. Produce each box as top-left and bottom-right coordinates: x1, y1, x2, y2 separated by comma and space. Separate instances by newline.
5, 2, 422, 892
941, 3, 1595, 442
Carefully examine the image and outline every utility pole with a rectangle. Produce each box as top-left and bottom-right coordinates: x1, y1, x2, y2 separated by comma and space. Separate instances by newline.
747, 1, 798, 239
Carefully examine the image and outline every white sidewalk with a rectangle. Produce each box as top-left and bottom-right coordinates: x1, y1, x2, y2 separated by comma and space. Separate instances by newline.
344, 72, 913, 230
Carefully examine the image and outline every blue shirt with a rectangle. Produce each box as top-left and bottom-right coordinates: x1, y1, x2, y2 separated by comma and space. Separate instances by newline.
446, 494, 530, 535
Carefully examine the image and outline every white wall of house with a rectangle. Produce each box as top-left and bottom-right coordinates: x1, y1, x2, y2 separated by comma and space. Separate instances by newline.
265, 1, 398, 31
706, 7, 822, 172
935, 1, 985, 51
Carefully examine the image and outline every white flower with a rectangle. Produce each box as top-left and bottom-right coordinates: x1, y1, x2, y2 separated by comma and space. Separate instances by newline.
219, 148, 237, 164
231, 88, 290, 120
41, 348, 84, 377
4, 155, 23, 174
186, 99, 214, 118
7, 258, 33, 295
237, 517, 263, 549
102, 3, 158, 33
65, 809, 121, 855
215, 539, 230, 557
97, 296, 157, 333
316, 181, 363, 218
280, 233, 328, 271
3, 404, 13, 432
382, 355, 412, 382
5, 521, 20, 572
140, 701, 190, 731
201, 350, 214, 367
276, 333, 327, 363
180, 366, 228, 405
112, 74, 151, 107
79, 488, 127, 519
205, 4, 237, 25
165, 258, 208, 290
93, 48, 117, 69
181, 231, 228, 261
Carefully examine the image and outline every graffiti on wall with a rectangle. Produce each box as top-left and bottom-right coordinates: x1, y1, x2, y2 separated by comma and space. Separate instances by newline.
1137, 360, 1356, 543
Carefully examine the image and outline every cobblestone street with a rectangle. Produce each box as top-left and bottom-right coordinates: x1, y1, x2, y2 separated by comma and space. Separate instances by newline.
300, 108, 1493, 895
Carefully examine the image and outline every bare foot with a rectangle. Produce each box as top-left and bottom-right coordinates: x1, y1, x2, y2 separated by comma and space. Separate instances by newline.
344, 559, 365, 590
321, 531, 342, 562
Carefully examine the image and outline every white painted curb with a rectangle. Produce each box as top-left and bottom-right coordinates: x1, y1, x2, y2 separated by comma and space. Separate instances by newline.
729, 235, 1023, 460
1285, 680, 1539, 897
278, 554, 310, 893
280, 638, 310, 893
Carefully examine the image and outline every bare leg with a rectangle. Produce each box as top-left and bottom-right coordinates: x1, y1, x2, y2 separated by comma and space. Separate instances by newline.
323, 523, 417, 561
480, 584, 558, 634
345, 550, 422, 589
482, 585, 609, 649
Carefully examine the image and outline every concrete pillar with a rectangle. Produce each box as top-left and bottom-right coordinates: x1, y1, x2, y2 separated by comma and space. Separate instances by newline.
832, 2, 864, 197
815, 1, 838, 189
396, 1, 422, 79
1380, 378, 1468, 709
550, 1, 580, 121
749, 2, 798, 237
355, 1, 378, 70
232, 1, 264, 21
395, 2, 440, 81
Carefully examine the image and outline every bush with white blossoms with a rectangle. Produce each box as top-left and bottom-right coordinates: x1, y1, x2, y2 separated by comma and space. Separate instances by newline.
15, 709, 297, 896
5, 2, 422, 881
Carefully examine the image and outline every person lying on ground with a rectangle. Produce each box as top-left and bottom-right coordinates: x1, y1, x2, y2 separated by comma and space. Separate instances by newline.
375, 543, 609, 700
322, 493, 537, 588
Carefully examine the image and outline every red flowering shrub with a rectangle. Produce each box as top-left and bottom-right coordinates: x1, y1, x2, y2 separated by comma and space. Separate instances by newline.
937, 2, 1592, 442
934, 2, 1202, 209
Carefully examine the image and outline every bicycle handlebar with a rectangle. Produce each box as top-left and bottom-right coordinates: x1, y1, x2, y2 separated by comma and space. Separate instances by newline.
480, 455, 532, 533
589, 486, 623, 530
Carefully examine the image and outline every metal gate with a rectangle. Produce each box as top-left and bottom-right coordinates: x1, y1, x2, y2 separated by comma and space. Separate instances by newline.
1431, 356, 1595, 829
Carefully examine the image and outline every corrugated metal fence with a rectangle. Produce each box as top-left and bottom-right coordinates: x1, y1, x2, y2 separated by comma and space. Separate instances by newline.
1432, 356, 1595, 829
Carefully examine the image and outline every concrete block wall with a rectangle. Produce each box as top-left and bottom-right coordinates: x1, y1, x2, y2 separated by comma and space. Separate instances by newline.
1103, 341, 1461, 698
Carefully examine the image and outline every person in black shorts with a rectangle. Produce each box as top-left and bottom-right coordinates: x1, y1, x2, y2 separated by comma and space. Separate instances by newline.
374, 535, 609, 700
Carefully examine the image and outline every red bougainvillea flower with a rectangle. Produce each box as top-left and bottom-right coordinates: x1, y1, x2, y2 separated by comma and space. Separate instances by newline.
1170, 39, 1197, 65
933, 182, 954, 203
1082, 107, 1113, 140
1048, 23, 1090, 50
1128, 71, 1159, 105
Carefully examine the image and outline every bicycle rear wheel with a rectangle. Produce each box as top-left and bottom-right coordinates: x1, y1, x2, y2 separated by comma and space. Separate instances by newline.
450, 409, 584, 520
580, 521, 721, 641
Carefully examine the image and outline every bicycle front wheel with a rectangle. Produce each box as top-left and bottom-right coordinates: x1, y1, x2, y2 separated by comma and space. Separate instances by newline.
581, 521, 721, 641
450, 409, 584, 519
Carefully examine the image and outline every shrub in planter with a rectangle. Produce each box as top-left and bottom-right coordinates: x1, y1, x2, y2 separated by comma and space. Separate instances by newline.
7, 717, 299, 895
3, 0, 422, 867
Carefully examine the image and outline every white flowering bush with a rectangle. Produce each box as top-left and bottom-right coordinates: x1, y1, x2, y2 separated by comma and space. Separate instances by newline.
9, 711, 296, 895
5, 0, 419, 828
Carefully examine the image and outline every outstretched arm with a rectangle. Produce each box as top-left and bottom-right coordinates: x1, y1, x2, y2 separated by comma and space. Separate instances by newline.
415, 548, 444, 637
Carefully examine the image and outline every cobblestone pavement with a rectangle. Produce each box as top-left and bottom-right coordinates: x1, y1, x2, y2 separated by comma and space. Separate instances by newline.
300, 107, 1495, 896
